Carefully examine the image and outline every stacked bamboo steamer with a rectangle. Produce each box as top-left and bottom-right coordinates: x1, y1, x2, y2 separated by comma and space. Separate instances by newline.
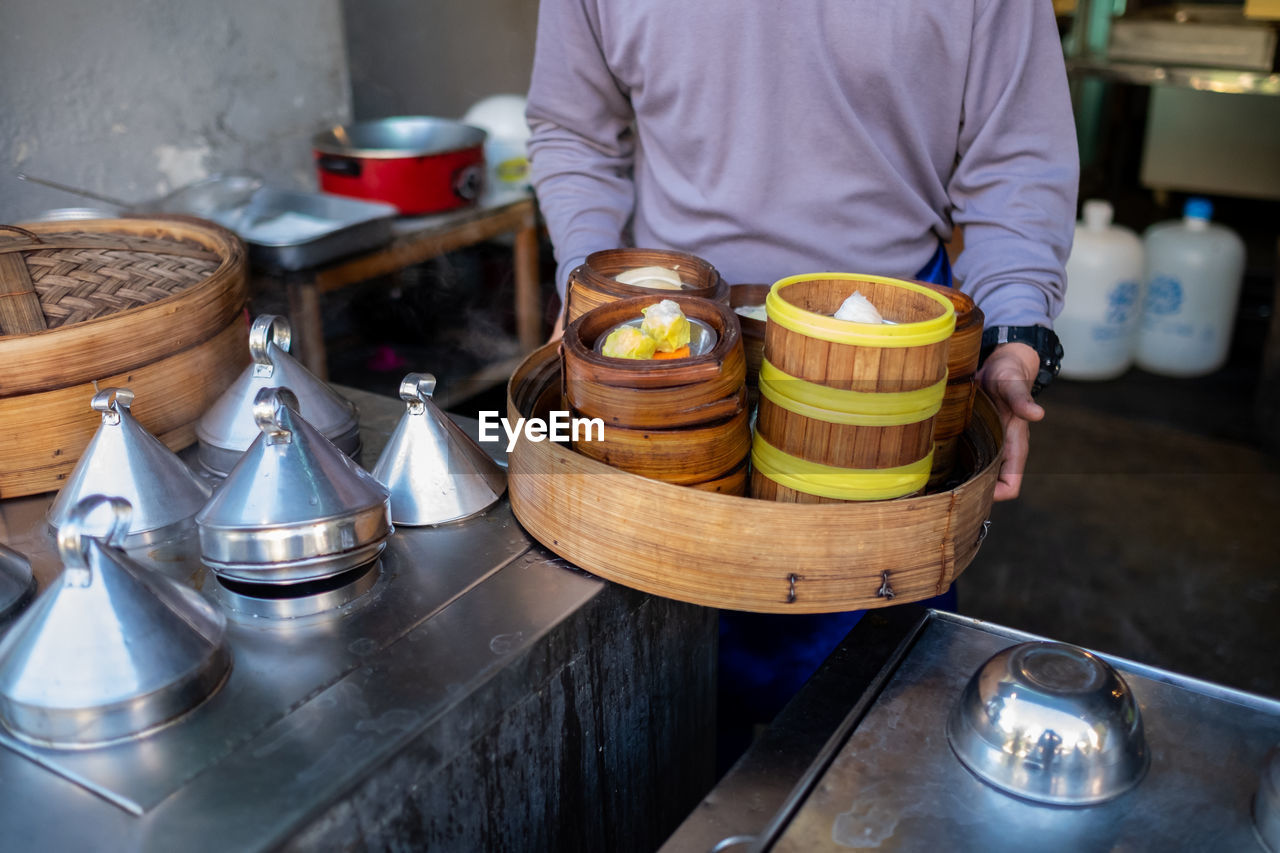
752, 274, 956, 503
565, 248, 729, 324
728, 283, 770, 396
917, 281, 985, 489
561, 295, 750, 494
0, 219, 249, 498
507, 342, 1002, 614
508, 257, 1002, 613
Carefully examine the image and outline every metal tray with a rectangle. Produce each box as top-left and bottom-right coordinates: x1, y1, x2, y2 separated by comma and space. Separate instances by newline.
214, 188, 397, 271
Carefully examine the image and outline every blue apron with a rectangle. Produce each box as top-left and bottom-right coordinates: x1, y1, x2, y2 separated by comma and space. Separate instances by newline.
718, 243, 956, 755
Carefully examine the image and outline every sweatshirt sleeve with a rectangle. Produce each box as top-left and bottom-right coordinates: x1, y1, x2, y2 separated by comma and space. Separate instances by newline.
948, 0, 1079, 329
526, 0, 637, 301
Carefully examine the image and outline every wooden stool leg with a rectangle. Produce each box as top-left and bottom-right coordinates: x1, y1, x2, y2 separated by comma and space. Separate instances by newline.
514, 216, 541, 352
286, 277, 329, 380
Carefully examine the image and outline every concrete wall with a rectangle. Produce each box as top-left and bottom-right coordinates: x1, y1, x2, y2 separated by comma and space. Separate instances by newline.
342, 0, 538, 120
0, 0, 352, 222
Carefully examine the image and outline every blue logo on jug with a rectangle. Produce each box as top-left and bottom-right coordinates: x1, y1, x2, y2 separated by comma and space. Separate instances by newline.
1145, 276, 1182, 316
1106, 281, 1140, 325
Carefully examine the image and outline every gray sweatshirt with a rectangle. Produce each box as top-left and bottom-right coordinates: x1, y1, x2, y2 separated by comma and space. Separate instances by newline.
526, 0, 1079, 328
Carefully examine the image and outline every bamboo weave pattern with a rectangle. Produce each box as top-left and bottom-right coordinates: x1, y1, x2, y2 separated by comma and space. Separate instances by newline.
20, 237, 218, 328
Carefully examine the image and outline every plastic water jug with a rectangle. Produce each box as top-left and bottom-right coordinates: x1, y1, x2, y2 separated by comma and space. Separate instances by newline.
1058, 200, 1145, 380
1136, 198, 1245, 377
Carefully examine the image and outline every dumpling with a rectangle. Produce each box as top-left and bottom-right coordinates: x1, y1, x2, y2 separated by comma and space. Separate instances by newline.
615, 265, 684, 290
833, 290, 884, 324
602, 325, 658, 359
640, 299, 691, 353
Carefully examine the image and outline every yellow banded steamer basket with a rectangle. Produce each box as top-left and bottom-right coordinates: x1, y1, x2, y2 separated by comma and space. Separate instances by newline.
754, 273, 955, 502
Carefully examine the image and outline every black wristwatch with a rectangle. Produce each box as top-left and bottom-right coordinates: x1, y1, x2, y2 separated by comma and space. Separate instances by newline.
979, 325, 1064, 396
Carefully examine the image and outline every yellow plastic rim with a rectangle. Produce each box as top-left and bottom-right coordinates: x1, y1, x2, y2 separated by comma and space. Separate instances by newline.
767, 273, 956, 347
751, 433, 933, 501
758, 358, 945, 426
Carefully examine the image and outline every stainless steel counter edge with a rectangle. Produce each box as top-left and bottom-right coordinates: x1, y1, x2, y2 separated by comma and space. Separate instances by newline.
0, 546, 606, 851
660, 606, 933, 853
661, 608, 1280, 853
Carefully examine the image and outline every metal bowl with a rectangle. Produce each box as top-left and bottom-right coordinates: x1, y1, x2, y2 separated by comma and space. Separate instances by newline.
593, 317, 718, 359
946, 641, 1149, 806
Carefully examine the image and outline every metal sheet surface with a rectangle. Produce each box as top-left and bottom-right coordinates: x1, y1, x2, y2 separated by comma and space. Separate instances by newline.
0, 493, 533, 814
0, 405, 636, 851
766, 614, 1280, 851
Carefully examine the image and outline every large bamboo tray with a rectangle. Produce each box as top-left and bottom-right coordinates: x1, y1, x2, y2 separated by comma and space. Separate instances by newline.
506, 343, 1002, 614
0, 218, 248, 498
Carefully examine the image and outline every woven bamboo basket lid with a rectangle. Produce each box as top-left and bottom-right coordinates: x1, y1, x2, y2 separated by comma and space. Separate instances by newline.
0, 218, 248, 497
506, 343, 1002, 614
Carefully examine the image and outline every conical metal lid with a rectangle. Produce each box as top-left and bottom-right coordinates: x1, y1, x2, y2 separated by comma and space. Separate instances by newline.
48, 388, 211, 544
0, 544, 36, 627
372, 373, 507, 525
195, 315, 360, 475
196, 387, 391, 583
0, 496, 230, 747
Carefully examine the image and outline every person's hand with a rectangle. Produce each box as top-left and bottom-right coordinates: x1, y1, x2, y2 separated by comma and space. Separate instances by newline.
976, 341, 1044, 502
548, 310, 565, 342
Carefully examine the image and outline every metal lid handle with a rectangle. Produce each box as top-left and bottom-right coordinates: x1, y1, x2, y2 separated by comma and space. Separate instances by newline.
56, 495, 132, 586
90, 387, 134, 425
249, 315, 292, 378
253, 386, 300, 445
399, 373, 437, 414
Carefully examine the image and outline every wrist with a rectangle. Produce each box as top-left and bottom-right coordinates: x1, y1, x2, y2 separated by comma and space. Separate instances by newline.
980, 325, 1064, 396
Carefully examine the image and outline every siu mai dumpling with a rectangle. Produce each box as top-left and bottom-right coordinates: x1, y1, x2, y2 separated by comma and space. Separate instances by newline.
602, 325, 658, 359
640, 299, 691, 353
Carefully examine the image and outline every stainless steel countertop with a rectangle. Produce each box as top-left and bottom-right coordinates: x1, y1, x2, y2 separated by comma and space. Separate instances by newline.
665, 610, 1280, 852
0, 396, 607, 851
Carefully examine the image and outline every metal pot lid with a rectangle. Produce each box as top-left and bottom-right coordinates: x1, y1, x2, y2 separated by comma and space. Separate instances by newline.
946, 641, 1148, 807
195, 315, 360, 472
0, 544, 36, 627
0, 496, 231, 748
196, 387, 391, 580
48, 388, 211, 544
371, 373, 506, 526
312, 117, 487, 159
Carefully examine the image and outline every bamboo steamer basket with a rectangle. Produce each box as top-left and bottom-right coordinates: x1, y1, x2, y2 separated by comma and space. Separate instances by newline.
561, 295, 750, 491
729, 283, 769, 388
562, 296, 746, 428
915, 282, 985, 489
0, 219, 248, 498
507, 342, 1002, 614
566, 248, 729, 324
755, 273, 955, 502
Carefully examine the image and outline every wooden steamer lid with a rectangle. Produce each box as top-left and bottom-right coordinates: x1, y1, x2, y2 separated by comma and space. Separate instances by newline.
506, 343, 1002, 614
0, 218, 249, 498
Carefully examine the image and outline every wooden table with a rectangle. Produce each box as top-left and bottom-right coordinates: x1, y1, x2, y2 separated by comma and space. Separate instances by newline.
259, 192, 541, 380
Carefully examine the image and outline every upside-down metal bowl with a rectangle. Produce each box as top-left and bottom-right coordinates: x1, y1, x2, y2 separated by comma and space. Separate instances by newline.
946, 641, 1149, 806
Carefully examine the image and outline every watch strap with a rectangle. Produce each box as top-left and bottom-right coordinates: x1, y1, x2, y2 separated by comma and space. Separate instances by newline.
980, 325, 1064, 396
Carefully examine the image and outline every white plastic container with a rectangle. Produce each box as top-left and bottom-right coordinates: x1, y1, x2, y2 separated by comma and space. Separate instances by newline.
1058, 200, 1145, 380
462, 94, 531, 197
1135, 198, 1246, 377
